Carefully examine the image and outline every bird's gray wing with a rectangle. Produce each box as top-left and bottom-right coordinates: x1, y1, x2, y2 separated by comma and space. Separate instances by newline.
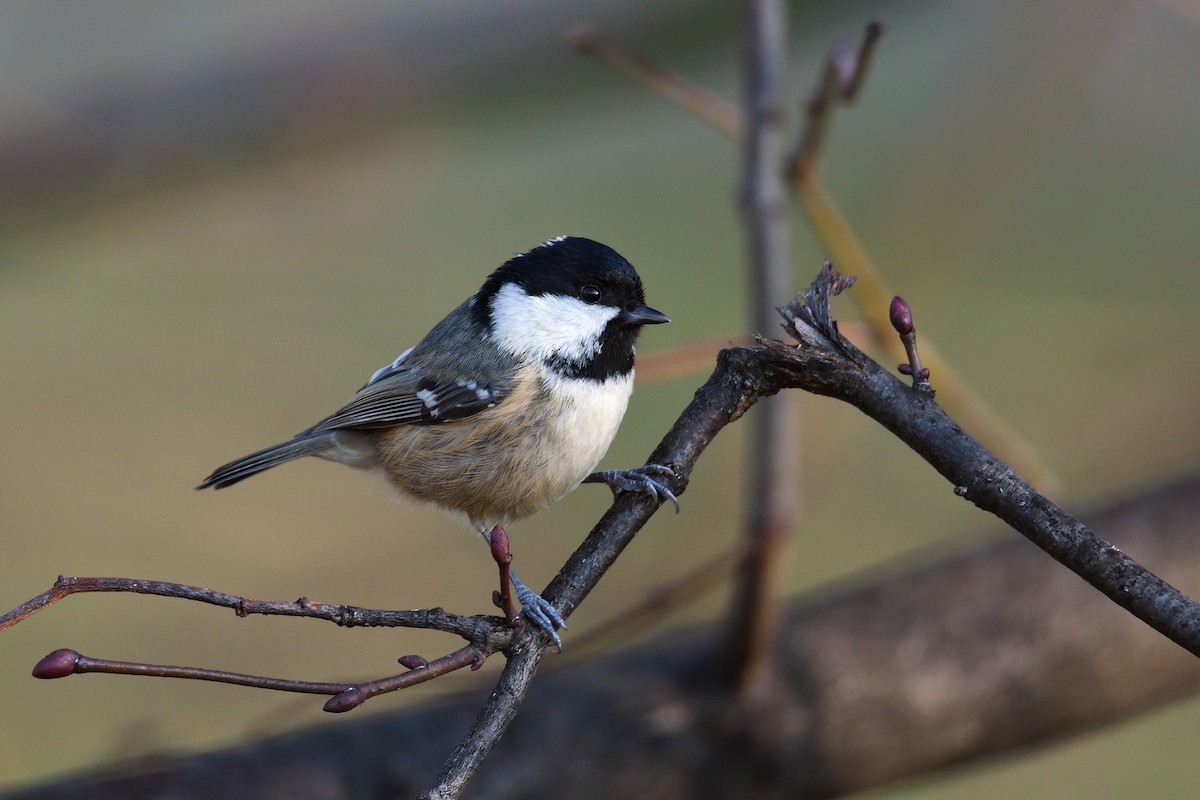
304, 366, 508, 433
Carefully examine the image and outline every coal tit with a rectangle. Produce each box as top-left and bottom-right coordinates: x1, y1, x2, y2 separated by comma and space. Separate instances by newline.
197, 236, 672, 645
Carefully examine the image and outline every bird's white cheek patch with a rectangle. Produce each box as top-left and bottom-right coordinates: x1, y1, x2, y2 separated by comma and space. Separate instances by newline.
490, 283, 619, 363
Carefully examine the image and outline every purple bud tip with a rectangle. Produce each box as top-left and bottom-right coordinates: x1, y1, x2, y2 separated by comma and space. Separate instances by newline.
398, 654, 428, 670
33, 649, 81, 679
324, 688, 366, 713
488, 526, 511, 562
898, 363, 913, 375
492, 590, 504, 609
918, 367, 930, 380
889, 296, 914, 335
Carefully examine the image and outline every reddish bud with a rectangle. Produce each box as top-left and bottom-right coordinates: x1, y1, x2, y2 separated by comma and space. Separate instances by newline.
897, 363, 913, 375
398, 654, 428, 670
324, 687, 366, 713
918, 367, 930, 380
33, 649, 81, 679
488, 525, 511, 564
889, 296, 914, 336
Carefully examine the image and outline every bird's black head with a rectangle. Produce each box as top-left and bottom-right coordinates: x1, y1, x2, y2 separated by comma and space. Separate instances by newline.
478, 236, 668, 381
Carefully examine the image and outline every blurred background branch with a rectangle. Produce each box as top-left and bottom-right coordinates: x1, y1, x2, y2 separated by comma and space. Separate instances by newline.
722, 0, 797, 692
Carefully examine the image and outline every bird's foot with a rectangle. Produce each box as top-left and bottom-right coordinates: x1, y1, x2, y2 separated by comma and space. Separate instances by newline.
509, 568, 566, 651
587, 464, 680, 512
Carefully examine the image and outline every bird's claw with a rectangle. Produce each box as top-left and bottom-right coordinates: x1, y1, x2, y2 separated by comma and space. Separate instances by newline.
509, 569, 566, 651
589, 464, 680, 512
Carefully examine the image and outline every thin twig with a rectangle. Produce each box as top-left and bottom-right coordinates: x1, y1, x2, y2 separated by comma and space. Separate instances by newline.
567, 25, 744, 139
32, 648, 354, 695
32, 644, 487, 713
6, 576, 509, 714
487, 526, 521, 625
323, 645, 487, 713
0, 575, 498, 641
788, 21, 884, 183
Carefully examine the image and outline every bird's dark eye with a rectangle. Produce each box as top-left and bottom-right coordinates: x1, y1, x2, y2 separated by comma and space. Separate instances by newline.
580, 285, 601, 304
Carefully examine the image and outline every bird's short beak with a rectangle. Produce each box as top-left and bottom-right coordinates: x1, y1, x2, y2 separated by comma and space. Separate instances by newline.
621, 304, 670, 326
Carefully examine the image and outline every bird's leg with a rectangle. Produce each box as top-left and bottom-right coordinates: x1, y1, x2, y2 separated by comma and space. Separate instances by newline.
585, 464, 680, 512
485, 525, 566, 650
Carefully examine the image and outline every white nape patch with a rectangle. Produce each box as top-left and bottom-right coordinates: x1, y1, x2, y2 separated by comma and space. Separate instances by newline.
368, 346, 414, 384
490, 283, 619, 363
526, 235, 569, 254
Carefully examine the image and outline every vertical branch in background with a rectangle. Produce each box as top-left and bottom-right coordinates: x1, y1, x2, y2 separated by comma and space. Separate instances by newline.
723, 0, 795, 691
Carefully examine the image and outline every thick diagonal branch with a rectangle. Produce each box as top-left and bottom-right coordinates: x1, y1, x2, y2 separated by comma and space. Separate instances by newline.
768, 268, 1200, 653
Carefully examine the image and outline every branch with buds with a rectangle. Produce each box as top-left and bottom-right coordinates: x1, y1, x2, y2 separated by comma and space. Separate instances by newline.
889, 295, 931, 390
3, 573, 511, 713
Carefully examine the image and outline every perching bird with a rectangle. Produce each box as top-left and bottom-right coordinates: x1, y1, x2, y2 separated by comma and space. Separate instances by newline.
197, 236, 674, 645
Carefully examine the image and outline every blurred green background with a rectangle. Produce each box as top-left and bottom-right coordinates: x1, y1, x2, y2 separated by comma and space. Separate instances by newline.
1, 0, 1198, 796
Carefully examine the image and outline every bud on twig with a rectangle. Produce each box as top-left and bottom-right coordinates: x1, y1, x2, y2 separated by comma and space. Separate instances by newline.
324, 687, 366, 713
398, 654, 429, 670
488, 526, 512, 566
890, 296, 931, 391
32, 648, 80, 679
889, 295, 914, 336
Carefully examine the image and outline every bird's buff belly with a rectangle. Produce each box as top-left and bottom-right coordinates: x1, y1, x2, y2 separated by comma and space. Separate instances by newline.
368, 371, 633, 526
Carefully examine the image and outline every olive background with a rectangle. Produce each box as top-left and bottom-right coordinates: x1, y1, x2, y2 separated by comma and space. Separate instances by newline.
1, 1, 1198, 796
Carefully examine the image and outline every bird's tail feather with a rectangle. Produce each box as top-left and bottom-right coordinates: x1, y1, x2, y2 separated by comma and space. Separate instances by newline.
196, 433, 335, 490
